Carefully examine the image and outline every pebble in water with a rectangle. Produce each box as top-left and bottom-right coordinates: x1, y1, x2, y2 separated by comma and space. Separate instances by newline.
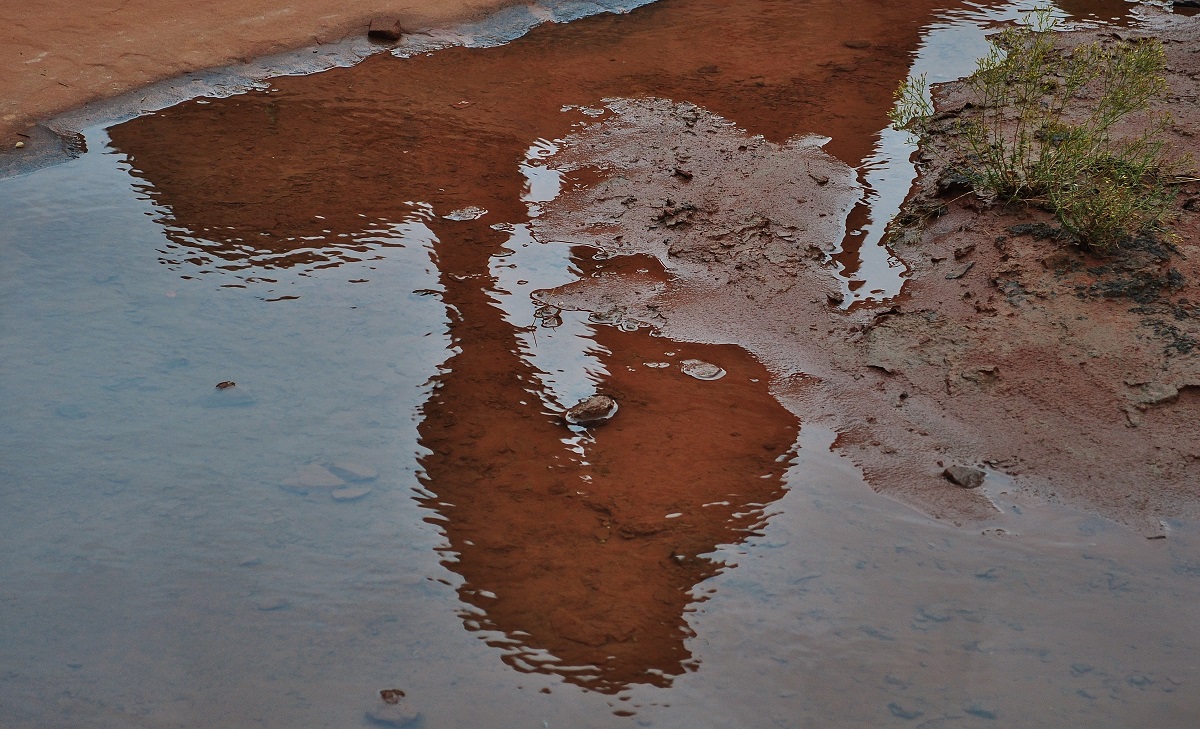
679, 358, 726, 381
644, 362, 670, 369
564, 394, 619, 426
442, 205, 488, 221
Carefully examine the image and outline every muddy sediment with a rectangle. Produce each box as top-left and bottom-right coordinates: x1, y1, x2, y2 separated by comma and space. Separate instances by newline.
532, 11, 1200, 532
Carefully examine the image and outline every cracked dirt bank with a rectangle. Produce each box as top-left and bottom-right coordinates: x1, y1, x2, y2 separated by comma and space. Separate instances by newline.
0, 0, 531, 145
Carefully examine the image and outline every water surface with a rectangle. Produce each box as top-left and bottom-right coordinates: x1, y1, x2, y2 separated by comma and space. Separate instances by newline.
2, 0, 1198, 727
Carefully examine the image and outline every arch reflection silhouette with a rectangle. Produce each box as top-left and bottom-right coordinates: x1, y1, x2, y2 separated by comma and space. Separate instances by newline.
417, 312, 797, 692
105, 0, 991, 696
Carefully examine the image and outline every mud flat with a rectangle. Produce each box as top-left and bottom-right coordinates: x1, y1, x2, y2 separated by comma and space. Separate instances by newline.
532, 9, 1200, 533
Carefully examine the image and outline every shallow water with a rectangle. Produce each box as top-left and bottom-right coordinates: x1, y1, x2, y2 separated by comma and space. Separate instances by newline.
2, 0, 1199, 727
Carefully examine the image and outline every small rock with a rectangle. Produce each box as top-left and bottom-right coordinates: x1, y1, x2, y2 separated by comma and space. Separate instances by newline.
367, 18, 406, 41
808, 172, 830, 186
946, 261, 975, 279
680, 359, 726, 380
1137, 382, 1179, 406
331, 487, 372, 502
215, 381, 236, 390
943, 465, 985, 489
14, 141, 25, 149
366, 691, 421, 728
565, 395, 619, 426
826, 290, 845, 305
443, 205, 487, 221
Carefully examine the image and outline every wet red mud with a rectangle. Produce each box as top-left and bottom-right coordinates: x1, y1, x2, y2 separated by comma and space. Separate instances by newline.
100, 0, 1200, 697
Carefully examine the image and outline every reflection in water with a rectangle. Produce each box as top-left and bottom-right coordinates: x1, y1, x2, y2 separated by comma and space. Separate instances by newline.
418, 318, 795, 692
109, 0, 979, 692
100, 0, 1161, 705
111, 0, 995, 293
2, 0, 1197, 726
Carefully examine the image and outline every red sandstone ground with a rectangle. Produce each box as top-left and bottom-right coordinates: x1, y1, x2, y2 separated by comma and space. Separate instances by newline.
0, 0, 525, 144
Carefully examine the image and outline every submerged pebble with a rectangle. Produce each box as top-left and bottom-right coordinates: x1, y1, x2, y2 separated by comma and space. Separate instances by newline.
280, 463, 345, 493
328, 460, 379, 482
680, 358, 726, 381
564, 394, 619, 426
331, 487, 372, 502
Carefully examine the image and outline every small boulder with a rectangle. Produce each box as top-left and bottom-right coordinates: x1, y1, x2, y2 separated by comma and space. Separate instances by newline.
943, 465, 985, 489
565, 395, 618, 426
680, 359, 726, 381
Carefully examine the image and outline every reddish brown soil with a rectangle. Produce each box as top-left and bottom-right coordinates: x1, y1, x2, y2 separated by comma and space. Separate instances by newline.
0, 0, 531, 145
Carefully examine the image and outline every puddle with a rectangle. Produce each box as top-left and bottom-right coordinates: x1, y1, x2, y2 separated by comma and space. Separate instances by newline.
2, 0, 1198, 727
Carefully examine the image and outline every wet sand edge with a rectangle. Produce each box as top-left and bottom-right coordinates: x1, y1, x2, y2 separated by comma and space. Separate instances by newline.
0, 0, 648, 176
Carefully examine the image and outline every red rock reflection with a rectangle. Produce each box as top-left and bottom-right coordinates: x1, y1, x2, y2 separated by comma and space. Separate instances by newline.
417, 289, 796, 691
109, 0, 970, 280
105, 0, 985, 694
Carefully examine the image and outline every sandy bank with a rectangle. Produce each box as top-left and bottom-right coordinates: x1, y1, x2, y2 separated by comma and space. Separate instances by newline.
0, 0, 529, 144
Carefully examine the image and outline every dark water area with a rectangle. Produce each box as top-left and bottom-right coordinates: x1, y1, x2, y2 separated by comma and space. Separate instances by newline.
3, 0, 1199, 727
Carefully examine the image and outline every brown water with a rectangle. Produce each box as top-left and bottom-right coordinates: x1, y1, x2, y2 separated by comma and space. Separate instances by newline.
3, 0, 1199, 727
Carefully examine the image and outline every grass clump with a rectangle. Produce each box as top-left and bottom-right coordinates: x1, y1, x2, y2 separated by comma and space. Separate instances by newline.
890, 7, 1188, 251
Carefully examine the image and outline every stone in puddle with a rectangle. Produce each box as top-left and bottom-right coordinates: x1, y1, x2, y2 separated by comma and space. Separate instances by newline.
943, 465, 985, 489
328, 460, 379, 482
680, 359, 726, 381
366, 691, 421, 728
280, 463, 344, 493
565, 395, 619, 426
332, 487, 372, 502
